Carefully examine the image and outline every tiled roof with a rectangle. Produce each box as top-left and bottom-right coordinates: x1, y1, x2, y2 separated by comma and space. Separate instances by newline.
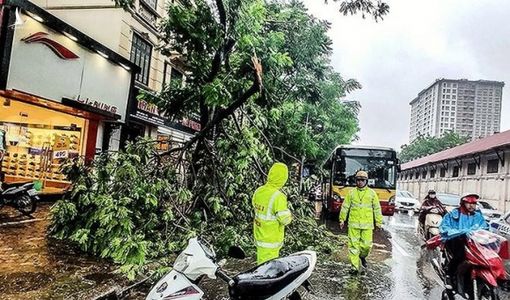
401, 130, 510, 170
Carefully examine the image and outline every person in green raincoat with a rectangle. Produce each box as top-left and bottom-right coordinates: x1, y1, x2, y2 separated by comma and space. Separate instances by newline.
252, 162, 293, 265
339, 170, 383, 274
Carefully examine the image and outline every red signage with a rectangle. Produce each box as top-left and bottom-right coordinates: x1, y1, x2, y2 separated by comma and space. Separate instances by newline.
181, 118, 201, 131
22, 32, 79, 60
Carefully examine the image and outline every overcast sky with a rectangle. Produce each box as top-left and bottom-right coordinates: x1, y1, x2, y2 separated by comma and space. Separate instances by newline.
301, 0, 510, 150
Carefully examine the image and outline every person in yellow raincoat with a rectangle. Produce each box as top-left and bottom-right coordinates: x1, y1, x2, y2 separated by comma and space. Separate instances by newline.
252, 162, 292, 265
339, 170, 383, 274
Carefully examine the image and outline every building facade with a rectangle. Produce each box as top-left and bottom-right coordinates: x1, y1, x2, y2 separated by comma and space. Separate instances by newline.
0, 0, 138, 191
409, 79, 504, 142
398, 130, 510, 211
30, 0, 199, 147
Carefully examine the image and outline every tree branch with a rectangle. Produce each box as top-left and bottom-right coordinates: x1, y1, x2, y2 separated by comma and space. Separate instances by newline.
159, 82, 260, 157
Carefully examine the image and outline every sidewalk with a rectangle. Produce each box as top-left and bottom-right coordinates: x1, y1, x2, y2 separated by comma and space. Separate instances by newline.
0, 203, 126, 299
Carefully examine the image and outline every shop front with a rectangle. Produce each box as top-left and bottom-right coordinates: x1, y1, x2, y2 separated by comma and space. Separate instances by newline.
127, 98, 199, 152
0, 0, 138, 191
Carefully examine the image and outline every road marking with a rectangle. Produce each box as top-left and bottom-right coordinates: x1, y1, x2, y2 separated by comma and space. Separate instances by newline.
390, 222, 416, 229
391, 240, 411, 257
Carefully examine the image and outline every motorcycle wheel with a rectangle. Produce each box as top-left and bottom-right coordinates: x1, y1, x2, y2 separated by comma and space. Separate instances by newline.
17, 194, 36, 215
474, 279, 500, 300
289, 291, 302, 300
441, 290, 454, 300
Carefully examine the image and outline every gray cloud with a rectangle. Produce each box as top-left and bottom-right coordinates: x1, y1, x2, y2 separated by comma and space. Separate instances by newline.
302, 0, 510, 149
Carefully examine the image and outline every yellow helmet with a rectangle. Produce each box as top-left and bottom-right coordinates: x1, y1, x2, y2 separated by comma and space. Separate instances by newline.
355, 170, 368, 179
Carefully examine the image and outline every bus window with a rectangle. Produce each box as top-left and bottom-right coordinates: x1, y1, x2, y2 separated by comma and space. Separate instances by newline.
333, 155, 396, 189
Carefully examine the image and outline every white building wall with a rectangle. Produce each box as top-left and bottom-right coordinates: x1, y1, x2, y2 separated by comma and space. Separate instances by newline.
398, 150, 510, 211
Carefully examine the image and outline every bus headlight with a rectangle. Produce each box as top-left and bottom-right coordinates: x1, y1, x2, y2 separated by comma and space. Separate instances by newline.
388, 195, 396, 206
333, 194, 343, 202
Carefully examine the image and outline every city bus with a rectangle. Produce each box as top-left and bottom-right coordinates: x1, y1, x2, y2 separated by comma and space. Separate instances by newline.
321, 145, 399, 216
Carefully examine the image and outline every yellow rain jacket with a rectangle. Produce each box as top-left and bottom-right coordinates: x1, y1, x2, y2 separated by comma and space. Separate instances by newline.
339, 186, 383, 229
252, 163, 292, 264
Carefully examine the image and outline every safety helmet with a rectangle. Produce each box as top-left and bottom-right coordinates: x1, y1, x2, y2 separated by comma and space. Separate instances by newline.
355, 170, 368, 179
461, 193, 479, 204
428, 189, 436, 194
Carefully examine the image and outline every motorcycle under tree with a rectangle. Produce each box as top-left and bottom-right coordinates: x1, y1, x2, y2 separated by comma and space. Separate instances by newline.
146, 238, 316, 300
426, 230, 509, 300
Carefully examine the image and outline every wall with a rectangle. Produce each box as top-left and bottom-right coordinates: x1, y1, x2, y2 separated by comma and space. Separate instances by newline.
398, 150, 510, 211
36, 0, 171, 93
7, 15, 132, 121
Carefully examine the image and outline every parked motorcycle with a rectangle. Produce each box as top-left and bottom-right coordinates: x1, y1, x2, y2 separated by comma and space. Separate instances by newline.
418, 207, 443, 240
426, 230, 509, 300
0, 181, 38, 215
146, 237, 316, 300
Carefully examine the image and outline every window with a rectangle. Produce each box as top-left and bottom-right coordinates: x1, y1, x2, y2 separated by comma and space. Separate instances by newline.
162, 62, 172, 87
487, 159, 499, 174
430, 169, 436, 178
452, 166, 459, 177
130, 33, 152, 86
415, 172, 419, 179
422, 170, 427, 179
440, 167, 446, 177
141, 0, 157, 10
467, 163, 476, 175
170, 68, 184, 89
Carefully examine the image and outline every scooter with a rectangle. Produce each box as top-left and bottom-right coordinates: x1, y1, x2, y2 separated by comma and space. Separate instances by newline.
426, 230, 508, 300
146, 238, 317, 300
0, 181, 38, 215
418, 207, 443, 240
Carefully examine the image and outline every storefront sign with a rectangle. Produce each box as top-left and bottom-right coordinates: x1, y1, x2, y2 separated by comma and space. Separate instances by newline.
131, 99, 165, 126
6, 15, 131, 121
181, 118, 201, 131
75, 96, 118, 114
137, 100, 159, 115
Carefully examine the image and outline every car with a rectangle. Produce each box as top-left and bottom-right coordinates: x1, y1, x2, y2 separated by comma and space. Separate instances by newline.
477, 200, 503, 221
395, 190, 420, 213
435, 193, 461, 212
489, 212, 510, 275
489, 212, 510, 238
435, 193, 502, 221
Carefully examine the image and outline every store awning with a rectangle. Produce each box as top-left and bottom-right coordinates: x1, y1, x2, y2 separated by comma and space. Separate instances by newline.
1, 90, 118, 121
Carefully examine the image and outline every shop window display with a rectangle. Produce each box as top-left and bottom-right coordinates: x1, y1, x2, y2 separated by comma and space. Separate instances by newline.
0, 123, 82, 183
0, 99, 87, 187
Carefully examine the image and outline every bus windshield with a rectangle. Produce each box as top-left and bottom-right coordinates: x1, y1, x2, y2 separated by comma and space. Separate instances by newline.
332, 149, 397, 189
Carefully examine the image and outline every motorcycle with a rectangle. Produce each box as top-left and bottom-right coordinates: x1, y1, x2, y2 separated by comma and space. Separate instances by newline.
426, 229, 509, 300
146, 238, 317, 300
0, 181, 38, 215
418, 207, 443, 240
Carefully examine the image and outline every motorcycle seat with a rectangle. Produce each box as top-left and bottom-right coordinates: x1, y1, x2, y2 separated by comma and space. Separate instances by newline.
229, 255, 309, 299
1, 181, 31, 191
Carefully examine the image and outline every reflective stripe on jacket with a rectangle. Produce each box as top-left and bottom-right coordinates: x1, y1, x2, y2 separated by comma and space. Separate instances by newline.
253, 163, 292, 249
339, 186, 383, 229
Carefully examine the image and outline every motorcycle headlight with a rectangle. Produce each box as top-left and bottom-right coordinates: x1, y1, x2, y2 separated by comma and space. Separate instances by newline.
173, 252, 191, 272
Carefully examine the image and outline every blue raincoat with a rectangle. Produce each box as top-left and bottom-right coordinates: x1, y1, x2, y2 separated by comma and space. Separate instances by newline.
439, 208, 488, 240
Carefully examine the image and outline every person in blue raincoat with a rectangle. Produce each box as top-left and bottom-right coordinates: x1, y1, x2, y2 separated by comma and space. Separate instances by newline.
439, 193, 488, 288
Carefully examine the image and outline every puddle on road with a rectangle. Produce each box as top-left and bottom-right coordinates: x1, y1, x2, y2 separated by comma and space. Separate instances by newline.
0, 203, 127, 300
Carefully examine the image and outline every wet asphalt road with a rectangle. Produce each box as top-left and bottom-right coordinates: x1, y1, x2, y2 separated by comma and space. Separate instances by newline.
384, 211, 443, 300
2, 204, 510, 299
